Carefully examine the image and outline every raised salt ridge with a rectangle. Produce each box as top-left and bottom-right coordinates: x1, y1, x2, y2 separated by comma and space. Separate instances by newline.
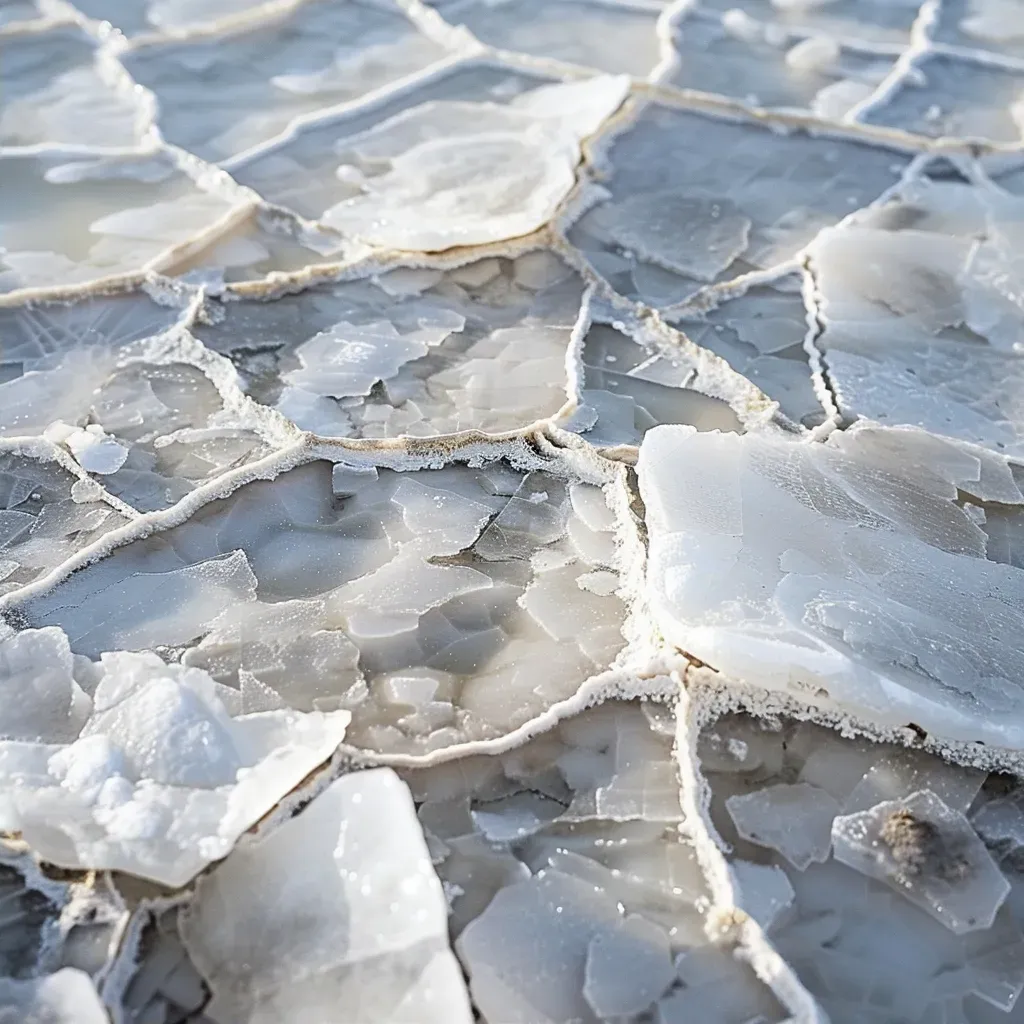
2, 0, 1024, 1021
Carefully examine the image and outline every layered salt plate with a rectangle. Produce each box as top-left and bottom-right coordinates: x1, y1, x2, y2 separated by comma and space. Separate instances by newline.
4, 0, 1024, 1020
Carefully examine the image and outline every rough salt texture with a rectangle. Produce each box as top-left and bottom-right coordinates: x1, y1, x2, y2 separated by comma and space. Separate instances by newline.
3, 0, 1024, 1021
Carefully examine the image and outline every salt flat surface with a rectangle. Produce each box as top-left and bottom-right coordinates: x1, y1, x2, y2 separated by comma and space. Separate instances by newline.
2, 0, 1024, 1021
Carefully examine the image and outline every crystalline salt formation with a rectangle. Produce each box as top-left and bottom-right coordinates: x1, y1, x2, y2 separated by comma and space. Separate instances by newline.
4, 0, 1024, 1020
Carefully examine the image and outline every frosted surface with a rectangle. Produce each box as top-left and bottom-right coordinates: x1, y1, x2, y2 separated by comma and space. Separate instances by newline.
3, 0, 1024, 1020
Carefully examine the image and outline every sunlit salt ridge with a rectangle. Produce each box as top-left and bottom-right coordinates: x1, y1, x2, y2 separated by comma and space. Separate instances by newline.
4, 0, 1024, 1021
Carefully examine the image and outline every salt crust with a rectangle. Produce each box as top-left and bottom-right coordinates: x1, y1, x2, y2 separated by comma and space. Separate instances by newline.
3, 0, 1024, 1021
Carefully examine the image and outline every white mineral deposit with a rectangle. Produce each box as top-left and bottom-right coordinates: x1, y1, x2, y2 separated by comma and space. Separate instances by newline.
2, 0, 1024, 1021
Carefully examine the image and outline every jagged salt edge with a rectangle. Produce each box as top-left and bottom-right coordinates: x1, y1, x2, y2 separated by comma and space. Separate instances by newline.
599, 288, 794, 434
0, 428, 603, 614
648, 0, 691, 85
799, 256, 841, 442
0, 437, 141, 520
842, 0, 942, 125
0, 839, 74, 975
217, 49, 491, 175
221, 228, 556, 300
798, 147, 1002, 442
689, 665, 1024, 774
0, 26, 944, 308
676, 678, 827, 1024
98, 892, 192, 1024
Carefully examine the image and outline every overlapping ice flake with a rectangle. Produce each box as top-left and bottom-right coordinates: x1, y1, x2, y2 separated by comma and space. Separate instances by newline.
318, 75, 630, 250
673, 273, 827, 429
811, 168, 1024, 456
20, 459, 628, 754
116, 905, 211, 1024
0, 289, 273, 510
230, 66, 628, 252
196, 250, 583, 435
0, 453, 128, 596
574, 322, 745, 445
569, 101, 910, 306
698, 710, 1024, 1023
0, 27, 146, 149
0, 153, 252, 293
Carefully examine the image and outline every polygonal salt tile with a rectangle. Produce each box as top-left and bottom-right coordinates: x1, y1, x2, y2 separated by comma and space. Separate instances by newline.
573, 322, 745, 445
673, 273, 827, 430
668, 9, 896, 116
122, 1, 449, 163
861, 54, 1024, 143
810, 171, 1024, 458
21, 459, 628, 755
832, 790, 1010, 934
0, 27, 146, 148
933, 0, 1024, 60
180, 768, 472, 1023
0, 453, 129, 597
196, 251, 583, 436
435, 0, 662, 76
689, 0, 922, 46
230, 64, 628, 251
0, 153, 251, 294
568, 102, 910, 307
639, 423, 1024, 749
405, 697, 726, 1010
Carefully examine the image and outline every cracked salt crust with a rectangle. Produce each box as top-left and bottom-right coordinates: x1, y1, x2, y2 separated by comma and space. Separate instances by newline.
3, 0, 1024, 1020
